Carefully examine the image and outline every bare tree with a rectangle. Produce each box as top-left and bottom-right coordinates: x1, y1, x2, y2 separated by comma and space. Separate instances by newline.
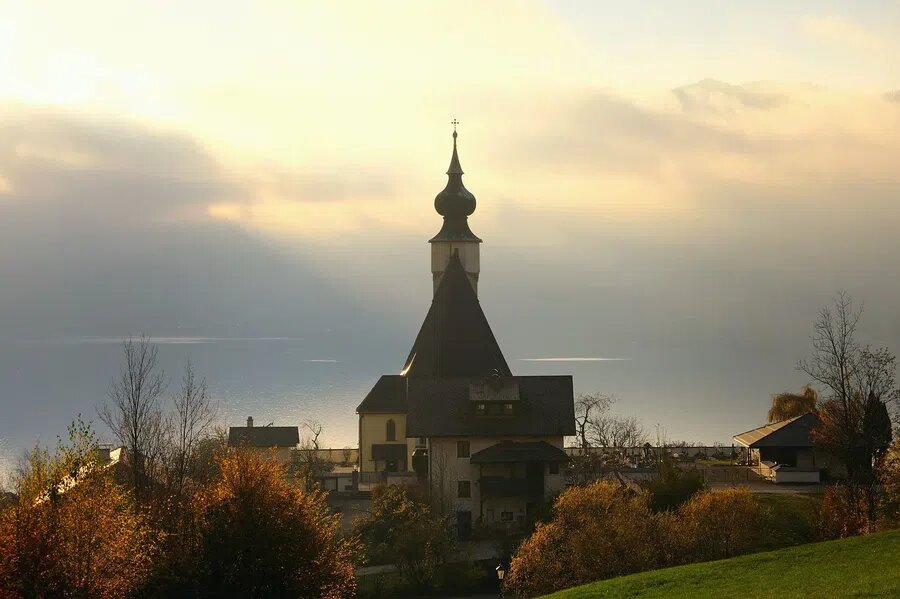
168, 359, 216, 497
797, 292, 898, 488
574, 393, 614, 451
98, 336, 167, 500
574, 393, 646, 452
294, 420, 331, 488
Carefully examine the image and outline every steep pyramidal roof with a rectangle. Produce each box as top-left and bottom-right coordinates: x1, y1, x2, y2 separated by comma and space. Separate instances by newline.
401, 251, 510, 377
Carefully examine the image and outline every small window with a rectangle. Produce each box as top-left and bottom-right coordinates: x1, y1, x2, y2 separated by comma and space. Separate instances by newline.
549, 462, 559, 475
501, 511, 514, 522
457, 440, 470, 458
386, 419, 396, 442
502, 403, 514, 415
475, 403, 486, 415
458, 480, 471, 498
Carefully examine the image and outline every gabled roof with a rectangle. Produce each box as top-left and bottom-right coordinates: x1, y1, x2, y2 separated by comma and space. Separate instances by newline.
401, 252, 511, 378
228, 426, 299, 448
406, 375, 575, 437
357, 375, 407, 413
733, 412, 819, 448
470, 441, 570, 464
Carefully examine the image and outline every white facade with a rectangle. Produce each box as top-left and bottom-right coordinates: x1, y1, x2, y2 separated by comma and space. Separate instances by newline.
427, 435, 567, 525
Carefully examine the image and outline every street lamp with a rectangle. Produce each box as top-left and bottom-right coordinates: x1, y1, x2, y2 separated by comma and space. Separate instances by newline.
496, 563, 506, 598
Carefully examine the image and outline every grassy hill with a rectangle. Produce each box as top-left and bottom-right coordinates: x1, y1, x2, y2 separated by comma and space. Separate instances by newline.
542, 529, 900, 599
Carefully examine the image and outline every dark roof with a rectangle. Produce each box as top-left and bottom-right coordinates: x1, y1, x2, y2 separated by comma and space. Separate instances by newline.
406, 375, 575, 437
228, 426, 299, 448
470, 441, 570, 464
401, 253, 511, 378
372, 444, 408, 461
357, 375, 407, 413
733, 412, 819, 448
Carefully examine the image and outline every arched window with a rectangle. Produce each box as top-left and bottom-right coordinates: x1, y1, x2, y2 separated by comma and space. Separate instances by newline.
386, 419, 396, 442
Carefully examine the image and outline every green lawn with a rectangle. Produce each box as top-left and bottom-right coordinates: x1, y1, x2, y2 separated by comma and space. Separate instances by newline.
542, 529, 900, 599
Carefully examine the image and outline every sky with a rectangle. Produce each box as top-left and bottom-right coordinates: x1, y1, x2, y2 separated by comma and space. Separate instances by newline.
2, 1, 900, 446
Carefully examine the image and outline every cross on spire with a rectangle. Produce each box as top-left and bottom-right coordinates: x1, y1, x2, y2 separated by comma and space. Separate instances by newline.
451, 118, 459, 137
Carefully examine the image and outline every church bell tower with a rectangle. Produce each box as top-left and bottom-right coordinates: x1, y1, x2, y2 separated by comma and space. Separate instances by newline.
430, 123, 482, 295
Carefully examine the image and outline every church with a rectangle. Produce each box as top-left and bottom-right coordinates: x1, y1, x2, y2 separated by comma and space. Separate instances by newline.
356, 127, 575, 538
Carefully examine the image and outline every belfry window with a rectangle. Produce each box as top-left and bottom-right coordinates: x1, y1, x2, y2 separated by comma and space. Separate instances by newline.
386, 419, 396, 442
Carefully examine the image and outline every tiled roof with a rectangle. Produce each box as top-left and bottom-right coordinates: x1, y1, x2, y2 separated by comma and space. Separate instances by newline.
227, 426, 299, 448
733, 412, 818, 448
470, 440, 569, 464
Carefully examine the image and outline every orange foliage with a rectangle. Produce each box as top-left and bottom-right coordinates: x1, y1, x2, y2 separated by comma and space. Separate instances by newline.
196, 448, 359, 598
0, 472, 156, 599
504, 481, 661, 598
677, 487, 767, 560
505, 483, 772, 598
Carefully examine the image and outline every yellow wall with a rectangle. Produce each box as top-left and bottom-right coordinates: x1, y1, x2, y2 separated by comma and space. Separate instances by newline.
358, 413, 417, 473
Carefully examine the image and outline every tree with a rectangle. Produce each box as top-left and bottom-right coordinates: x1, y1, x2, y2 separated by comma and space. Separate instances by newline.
354, 484, 454, 592
167, 359, 216, 499
768, 385, 818, 422
0, 418, 156, 598
98, 335, 167, 500
572, 393, 646, 464
797, 293, 897, 485
294, 419, 334, 488
197, 448, 358, 598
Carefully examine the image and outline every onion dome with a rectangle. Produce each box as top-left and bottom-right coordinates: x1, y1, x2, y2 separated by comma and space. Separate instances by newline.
430, 129, 482, 242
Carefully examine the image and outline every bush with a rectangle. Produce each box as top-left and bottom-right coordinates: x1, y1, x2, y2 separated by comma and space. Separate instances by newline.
678, 487, 768, 560
645, 457, 706, 512
504, 481, 661, 598
819, 484, 871, 540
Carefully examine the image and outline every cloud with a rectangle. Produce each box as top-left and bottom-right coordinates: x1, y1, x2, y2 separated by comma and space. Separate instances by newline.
800, 15, 887, 54
672, 79, 787, 113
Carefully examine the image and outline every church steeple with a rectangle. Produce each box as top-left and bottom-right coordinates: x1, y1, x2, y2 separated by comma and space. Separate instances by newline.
431, 127, 480, 243
429, 122, 482, 295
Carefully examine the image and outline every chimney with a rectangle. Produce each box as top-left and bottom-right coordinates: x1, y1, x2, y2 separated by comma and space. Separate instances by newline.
247, 416, 254, 428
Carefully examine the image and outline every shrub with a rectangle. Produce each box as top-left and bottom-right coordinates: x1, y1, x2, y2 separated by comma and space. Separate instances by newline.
819, 484, 871, 539
504, 480, 661, 597
645, 456, 706, 512
678, 487, 768, 560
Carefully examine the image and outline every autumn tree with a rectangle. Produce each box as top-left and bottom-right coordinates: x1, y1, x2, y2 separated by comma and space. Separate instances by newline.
0, 418, 156, 598
354, 483, 454, 592
767, 385, 818, 422
197, 448, 357, 598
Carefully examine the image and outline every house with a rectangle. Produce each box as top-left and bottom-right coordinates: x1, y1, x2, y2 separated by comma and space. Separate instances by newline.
227, 416, 300, 464
733, 412, 826, 483
356, 128, 576, 538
